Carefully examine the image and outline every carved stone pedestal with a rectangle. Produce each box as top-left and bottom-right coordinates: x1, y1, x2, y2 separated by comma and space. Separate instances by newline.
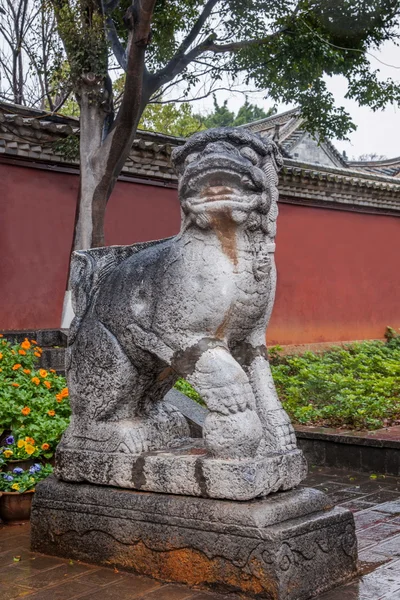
31, 477, 358, 600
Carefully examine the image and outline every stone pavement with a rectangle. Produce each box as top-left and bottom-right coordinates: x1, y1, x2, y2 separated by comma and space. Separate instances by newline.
1, 467, 400, 600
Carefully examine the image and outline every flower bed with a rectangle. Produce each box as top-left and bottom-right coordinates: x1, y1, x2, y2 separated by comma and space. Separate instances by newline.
0, 334, 71, 497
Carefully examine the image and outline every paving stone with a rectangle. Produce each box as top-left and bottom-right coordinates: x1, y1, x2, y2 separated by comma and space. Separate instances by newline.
327, 490, 365, 504
141, 584, 195, 600
14, 563, 94, 590
374, 500, 400, 515
358, 548, 392, 571
0, 535, 30, 553
372, 534, 400, 558
70, 567, 125, 587
356, 569, 400, 598
74, 578, 160, 600
357, 522, 400, 544
19, 579, 96, 600
353, 510, 394, 530
360, 490, 400, 504
314, 582, 362, 600
339, 499, 376, 513
0, 584, 33, 600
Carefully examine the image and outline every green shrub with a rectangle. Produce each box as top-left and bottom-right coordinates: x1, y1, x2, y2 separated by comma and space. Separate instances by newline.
272, 332, 400, 430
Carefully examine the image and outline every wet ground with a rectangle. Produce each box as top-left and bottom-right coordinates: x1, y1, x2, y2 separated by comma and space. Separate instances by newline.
1, 466, 400, 600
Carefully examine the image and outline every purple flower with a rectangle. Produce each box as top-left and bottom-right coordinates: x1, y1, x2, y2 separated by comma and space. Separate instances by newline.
5, 436, 14, 445
4, 475, 13, 481
13, 467, 24, 475
33, 463, 42, 472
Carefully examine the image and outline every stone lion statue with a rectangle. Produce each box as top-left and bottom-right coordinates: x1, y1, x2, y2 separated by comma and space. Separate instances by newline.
55, 127, 307, 500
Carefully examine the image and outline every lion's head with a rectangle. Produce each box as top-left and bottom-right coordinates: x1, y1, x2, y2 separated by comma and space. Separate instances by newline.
171, 127, 282, 234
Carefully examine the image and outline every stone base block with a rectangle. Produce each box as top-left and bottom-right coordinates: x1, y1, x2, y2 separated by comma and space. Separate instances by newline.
31, 477, 358, 599
55, 442, 307, 501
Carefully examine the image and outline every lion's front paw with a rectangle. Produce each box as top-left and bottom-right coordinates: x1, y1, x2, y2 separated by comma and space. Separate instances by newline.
203, 409, 263, 459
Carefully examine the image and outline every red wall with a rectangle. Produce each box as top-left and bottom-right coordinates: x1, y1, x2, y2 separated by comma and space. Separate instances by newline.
269, 204, 400, 344
2, 161, 400, 344
0, 163, 179, 331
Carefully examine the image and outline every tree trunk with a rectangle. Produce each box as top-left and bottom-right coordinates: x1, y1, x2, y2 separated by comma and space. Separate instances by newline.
72, 82, 108, 251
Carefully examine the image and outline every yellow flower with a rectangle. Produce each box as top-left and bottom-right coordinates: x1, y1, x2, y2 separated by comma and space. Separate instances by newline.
39, 369, 48, 378
21, 339, 31, 350
31, 377, 40, 385
21, 406, 31, 416
18, 349, 26, 356
0, 353, 2, 359
17, 440, 25, 448
11, 483, 20, 491
25, 444, 35, 455
23, 369, 31, 374
41, 443, 50, 451
29, 477, 35, 483
43, 380, 51, 389
11, 350, 15, 355
47, 410, 55, 417
12, 364, 22, 370
3, 450, 13, 458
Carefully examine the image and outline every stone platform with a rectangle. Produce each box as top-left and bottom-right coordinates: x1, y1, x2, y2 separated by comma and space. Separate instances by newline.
55, 442, 307, 501
30, 477, 358, 600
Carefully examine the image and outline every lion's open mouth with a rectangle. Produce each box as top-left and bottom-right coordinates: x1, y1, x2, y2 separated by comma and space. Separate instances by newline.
180, 155, 264, 203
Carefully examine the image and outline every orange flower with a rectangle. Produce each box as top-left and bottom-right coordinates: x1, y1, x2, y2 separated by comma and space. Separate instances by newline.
50, 369, 56, 373
0, 334, 3, 337
21, 406, 31, 415
21, 339, 31, 350
34, 352, 41, 358
0, 353, 2, 359
41, 443, 50, 451
12, 363, 22, 370
47, 410, 55, 417
39, 369, 48, 378
25, 437, 35, 444
56, 394, 63, 403
43, 380, 51, 389
18, 349, 26, 355
36, 347, 42, 353
23, 369, 31, 374
60, 387, 69, 398
31, 340, 37, 345
12, 383, 20, 387
31, 377, 40, 385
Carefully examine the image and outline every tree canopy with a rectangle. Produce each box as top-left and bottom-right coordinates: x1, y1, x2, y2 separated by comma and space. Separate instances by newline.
3, 0, 399, 251
137, 96, 276, 136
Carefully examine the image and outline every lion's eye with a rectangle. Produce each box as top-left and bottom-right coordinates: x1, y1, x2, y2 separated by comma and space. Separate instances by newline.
185, 152, 199, 165
240, 147, 259, 165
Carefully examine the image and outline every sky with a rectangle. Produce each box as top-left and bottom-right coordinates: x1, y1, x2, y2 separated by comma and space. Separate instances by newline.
194, 39, 400, 161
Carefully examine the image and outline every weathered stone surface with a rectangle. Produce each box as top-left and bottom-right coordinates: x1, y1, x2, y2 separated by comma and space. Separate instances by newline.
55, 127, 307, 500
31, 477, 358, 599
